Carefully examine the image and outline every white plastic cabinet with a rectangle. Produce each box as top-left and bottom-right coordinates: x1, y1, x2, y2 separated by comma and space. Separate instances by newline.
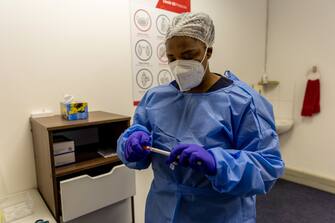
60, 164, 135, 222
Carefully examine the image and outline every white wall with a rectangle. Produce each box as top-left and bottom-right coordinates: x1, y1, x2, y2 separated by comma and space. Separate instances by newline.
0, 0, 135, 196
193, 0, 267, 84
0, 0, 267, 222
267, 0, 335, 180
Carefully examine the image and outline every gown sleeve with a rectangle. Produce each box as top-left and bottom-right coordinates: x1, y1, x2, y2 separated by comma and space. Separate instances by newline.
117, 92, 153, 170
207, 94, 285, 196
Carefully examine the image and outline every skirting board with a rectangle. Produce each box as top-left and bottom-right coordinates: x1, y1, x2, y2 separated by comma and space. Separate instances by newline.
281, 168, 335, 194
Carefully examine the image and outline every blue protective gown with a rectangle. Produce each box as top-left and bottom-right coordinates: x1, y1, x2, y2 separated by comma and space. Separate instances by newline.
117, 71, 284, 223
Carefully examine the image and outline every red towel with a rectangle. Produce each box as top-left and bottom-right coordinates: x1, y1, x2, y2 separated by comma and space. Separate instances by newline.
301, 79, 320, 116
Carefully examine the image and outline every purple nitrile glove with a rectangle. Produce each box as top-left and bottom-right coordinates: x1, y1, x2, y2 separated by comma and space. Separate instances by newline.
125, 131, 151, 162
166, 144, 217, 176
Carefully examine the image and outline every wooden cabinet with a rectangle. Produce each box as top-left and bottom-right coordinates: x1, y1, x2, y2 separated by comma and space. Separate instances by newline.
30, 111, 134, 222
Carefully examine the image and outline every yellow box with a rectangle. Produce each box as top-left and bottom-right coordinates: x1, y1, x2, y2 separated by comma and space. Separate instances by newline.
60, 102, 88, 121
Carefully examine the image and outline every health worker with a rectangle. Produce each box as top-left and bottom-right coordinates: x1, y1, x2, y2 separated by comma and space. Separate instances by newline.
117, 12, 284, 223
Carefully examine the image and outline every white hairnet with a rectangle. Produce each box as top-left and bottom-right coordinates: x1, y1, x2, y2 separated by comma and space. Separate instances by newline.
165, 12, 215, 47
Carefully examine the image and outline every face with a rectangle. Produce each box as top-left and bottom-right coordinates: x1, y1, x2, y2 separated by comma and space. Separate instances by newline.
165, 36, 212, 67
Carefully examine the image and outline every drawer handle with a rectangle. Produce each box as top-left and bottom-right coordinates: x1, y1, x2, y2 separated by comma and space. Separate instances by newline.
88, 164, 125, 180
61, 164, 126, 183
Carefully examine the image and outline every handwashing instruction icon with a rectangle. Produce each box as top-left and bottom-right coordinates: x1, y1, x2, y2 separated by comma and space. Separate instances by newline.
135, 39, 153, 61
136, 69, 153, 89
156, 14, 170, 35
134, 9, 152, 32
158, 69, 173, 85
157, 42, 168, 63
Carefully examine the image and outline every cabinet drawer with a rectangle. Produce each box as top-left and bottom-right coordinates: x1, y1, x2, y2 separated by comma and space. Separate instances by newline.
60, 164, 135, 222
66, 198, 132, 223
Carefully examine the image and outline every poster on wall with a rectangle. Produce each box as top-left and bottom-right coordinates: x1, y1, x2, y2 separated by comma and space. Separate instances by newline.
130, 0, 191, 105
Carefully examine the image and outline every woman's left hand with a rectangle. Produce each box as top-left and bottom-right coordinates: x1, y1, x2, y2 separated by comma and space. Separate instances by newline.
166, 144, 217, 175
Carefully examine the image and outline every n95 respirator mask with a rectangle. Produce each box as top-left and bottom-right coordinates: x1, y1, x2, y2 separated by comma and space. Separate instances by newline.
169, 47, 208, 92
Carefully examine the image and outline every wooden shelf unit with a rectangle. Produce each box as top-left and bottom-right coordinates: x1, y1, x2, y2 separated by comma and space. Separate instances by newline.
30, 111, 131, 222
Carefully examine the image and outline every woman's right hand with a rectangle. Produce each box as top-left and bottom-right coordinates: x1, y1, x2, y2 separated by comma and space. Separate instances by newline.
125, 131, 151, 162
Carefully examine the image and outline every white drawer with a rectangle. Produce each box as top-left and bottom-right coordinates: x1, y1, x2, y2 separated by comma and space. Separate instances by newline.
65, 198, 132, 223
60, 164, 135, 222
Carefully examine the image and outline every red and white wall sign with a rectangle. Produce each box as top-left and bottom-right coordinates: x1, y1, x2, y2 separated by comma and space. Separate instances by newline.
156, 0, 191, 14
130, 0, 191, 105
